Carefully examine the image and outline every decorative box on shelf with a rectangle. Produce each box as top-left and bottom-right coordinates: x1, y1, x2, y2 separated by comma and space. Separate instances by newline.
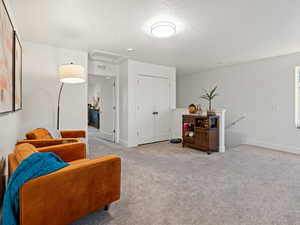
182, 114, 219, 154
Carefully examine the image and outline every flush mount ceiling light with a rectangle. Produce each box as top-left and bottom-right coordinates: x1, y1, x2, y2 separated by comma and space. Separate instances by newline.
127, 48, 135, 52
151, 21, 176, 38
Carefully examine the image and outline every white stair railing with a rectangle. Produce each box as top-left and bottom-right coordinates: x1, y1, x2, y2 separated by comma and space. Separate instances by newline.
225, 115, 246, 129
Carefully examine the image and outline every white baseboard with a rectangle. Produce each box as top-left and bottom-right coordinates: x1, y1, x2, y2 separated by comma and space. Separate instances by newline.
245, 139, 300, 155
171, 135, 181, 139
119, 138, 128, 147
219, 146, 226, 153
99, 130, 114, 142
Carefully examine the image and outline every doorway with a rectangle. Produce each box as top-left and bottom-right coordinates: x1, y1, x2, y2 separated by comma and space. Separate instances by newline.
88, 75, 116, 142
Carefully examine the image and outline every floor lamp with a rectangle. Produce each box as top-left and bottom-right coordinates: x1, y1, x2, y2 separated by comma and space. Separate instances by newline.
57, 63, 85, 130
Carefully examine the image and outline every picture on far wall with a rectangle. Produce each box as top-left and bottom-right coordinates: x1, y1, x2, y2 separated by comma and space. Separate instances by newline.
13, 31, 22, 111
0, 0, 14, 114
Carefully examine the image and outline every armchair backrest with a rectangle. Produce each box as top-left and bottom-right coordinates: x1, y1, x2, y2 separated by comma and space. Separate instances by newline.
26, 128, 53, 140
9, 142, 87, 178
8, 143, 38, 177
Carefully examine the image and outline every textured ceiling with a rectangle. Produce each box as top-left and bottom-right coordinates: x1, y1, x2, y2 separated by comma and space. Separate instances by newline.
11, 0, 300, 75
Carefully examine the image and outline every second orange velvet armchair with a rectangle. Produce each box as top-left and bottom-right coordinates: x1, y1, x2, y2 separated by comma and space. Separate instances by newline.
17, 128, 86, 147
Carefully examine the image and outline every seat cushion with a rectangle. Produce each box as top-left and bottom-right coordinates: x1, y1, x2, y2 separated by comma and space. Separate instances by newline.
14, 143, 38, 163
26, 128, 53, 140
69, 159, 90, 165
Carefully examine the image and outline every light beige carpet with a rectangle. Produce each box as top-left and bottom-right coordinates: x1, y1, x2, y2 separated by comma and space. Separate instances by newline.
72, 137, 300, 225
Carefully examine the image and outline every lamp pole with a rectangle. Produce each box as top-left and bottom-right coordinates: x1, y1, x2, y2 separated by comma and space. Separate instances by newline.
57, 83, 64, 130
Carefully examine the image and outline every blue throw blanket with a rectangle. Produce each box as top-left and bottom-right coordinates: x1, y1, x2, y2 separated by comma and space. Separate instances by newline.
2, 152, 69, 225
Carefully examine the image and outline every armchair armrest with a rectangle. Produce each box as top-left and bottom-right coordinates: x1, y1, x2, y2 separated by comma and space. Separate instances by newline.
37, 142, 86, 162
19, 155, 121, 225
60, 130, 86, 138
16, 138, 78, 148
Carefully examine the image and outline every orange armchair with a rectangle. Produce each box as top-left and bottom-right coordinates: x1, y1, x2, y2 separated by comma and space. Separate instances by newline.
17, 128, 86, 147
26, 128, 86, 139
8, 142, 121, 225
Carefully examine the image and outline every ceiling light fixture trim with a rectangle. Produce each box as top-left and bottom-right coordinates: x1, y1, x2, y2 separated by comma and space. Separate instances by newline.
151, 21, 176, 38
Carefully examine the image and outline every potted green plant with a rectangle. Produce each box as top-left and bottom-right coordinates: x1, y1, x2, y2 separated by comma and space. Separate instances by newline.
200, 86, 218, 116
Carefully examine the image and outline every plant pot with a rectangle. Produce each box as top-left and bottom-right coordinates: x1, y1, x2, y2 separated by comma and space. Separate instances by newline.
207, 110, 216, 116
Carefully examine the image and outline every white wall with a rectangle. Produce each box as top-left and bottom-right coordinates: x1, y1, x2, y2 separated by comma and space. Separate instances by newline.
119, 61, 128, 146
89, 60, 118, 77
0, 0, 22, 158
0, 112, 21, 158
177, 53, 300, 154
21, 41, 88, 134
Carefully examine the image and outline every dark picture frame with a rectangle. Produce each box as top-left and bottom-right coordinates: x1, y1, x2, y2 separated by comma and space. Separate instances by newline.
0, 0, 14, 114
13, 31, 22, 111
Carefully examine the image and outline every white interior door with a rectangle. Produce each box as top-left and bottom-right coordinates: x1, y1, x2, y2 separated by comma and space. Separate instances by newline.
153, 77, 170, 142
100, 77, 115, 142
137, 75, 170, 145
136, 76, 154, 144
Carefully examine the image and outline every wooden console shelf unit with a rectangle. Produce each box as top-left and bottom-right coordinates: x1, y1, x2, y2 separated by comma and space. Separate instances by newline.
182, 114, 219, 154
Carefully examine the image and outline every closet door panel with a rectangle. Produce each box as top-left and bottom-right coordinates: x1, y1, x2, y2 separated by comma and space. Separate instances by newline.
153, 77, 170, 142
136, 75, 154, 144
101, 78, 115, 142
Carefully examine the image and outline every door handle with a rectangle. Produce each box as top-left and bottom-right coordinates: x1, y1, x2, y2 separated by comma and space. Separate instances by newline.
152, 112, 158, 115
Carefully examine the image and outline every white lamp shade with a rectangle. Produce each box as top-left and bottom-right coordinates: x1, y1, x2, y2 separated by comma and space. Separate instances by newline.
58, 64, 85, 83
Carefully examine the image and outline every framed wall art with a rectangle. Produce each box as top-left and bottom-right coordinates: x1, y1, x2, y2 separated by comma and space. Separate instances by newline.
13, 31, 22, 111
0, 0, 14, 114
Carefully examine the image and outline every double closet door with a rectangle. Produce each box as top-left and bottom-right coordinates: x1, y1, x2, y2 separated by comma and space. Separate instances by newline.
136, 74, 171, 145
